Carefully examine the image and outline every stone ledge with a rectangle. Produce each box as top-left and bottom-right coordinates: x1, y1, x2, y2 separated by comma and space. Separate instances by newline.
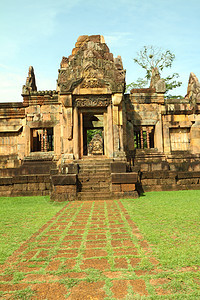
111, 162, 126, 173
111, 173, 138, 184
51, 174, 77, 185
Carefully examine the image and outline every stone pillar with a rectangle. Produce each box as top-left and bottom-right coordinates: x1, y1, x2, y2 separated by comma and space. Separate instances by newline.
107, 104, 114, 157
59, 94, 74, 160
73, 106, 79, 159
24, 125, 30, 157
44, 128, 47, 152
162, 117, 171, 154
41, 129, 44, 152
140, 127, 144, 149
155, 119, 164, 152
79, 112, 83, 158
103, 112, 108, 156
190, 121, 200, 154
113, 105, 120, 153
146, 127, 150, 149
126, 121, 134, 151
112, 93, 125, 158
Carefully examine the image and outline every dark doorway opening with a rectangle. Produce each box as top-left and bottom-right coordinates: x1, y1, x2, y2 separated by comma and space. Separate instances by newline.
82, 113, 104, 156
31, 128, 54, 152
134, 126, 154, 149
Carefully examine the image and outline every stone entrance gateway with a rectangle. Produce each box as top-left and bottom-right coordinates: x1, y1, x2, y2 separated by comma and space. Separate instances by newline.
74, 105, 114, 159
0, 34, 200, 198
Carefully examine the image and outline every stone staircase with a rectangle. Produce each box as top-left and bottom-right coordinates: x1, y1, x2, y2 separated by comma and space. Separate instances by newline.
77, 159, 112, 200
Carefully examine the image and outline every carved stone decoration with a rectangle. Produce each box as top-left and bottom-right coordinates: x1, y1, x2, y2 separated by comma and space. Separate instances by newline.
185, 72, 200, 103
150, 68, 166, 93
74, 97, 111, 107
57, 35, 126, 94
22, 66, 37, 95
88, 134, 103, 155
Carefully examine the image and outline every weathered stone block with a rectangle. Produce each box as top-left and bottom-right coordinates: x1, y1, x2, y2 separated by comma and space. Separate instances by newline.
12, 176, 28, 184
111, 162, 126, 173
38, 182, 46, 190
27, 183, 38, 191
0, 191, 10, 196
45, 182, 51, 190
0, 178, 12, 185
121, 183, 135, 192
0, 185, 12, 191
112, 184, 121, 192
142, 179, 158, 185
13, 183, 23, 191
54, 185, 76, 194
51, 175, 77, 185
111, 173, 138, 184
27, 175, 37, 183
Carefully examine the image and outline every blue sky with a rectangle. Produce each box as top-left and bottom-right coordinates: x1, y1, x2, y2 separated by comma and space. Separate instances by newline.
0, 0, 200, 102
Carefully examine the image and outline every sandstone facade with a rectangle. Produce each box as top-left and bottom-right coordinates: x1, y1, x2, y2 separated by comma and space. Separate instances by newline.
0, 35, 200, 197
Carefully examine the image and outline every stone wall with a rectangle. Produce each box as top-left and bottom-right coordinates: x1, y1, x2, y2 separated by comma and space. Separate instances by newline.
139, 171, 200, 193
0, 175, 51, 197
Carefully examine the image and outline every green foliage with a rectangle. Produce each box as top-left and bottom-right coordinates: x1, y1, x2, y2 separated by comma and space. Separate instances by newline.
126, 77, 148, 92
87, 129, 102, 144
127, 45, 182, 94
165, 94, 184, 99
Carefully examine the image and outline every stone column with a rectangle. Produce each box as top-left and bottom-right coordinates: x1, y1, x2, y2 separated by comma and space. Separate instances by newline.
73, 106, 79, 159
41, 129, 44, 152
190, 121, 200, 154
107, 104, 114, 157
147, 127, 150, 149
155, 119, 164, 152
79, 112, 83, 158
113, 105, 120, 153
44, 128, 47, 152
162, 116, 171, 154
24, 125, 30, 157
112, 93, 124, 157
140, 127, 144, 149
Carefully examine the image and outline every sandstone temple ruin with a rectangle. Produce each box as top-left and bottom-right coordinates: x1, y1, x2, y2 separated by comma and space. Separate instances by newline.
0, 35, 200, 199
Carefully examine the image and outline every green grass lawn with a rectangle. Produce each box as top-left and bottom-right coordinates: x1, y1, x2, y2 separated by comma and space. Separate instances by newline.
122, 190, 200, 270
0, 192, 199, 298
0, 196, 66, 264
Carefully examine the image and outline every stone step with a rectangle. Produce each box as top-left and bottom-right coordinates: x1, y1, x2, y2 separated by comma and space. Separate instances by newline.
79, 165, 110, 171
78, 180, 111, 186
79, 181, 110, 186
81, 187, 110, 192
79, 170, 110, 176
77, 192, 112, 200
78, 174, 111, 180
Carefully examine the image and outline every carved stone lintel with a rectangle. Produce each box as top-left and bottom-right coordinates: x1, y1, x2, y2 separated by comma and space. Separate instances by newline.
74, 96, 111, 107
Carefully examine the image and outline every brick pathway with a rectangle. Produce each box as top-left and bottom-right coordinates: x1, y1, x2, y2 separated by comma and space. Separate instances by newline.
0, 200, 171, 299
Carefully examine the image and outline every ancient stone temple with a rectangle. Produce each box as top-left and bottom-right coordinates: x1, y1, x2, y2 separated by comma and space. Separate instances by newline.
0, 35, 200, 198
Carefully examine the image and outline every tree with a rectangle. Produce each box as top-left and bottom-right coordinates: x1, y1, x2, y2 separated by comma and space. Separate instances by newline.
126, 46, 182, 94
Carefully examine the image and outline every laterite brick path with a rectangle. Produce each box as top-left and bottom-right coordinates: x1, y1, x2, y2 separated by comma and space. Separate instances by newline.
0, 200, 171, 299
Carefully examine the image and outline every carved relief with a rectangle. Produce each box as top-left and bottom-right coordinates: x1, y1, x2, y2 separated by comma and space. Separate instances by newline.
57, 35, 126, 94
74, 96, 111, 107
22, 66, 37, 95
88, 134, 103, 155
186, 72, 200, 103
